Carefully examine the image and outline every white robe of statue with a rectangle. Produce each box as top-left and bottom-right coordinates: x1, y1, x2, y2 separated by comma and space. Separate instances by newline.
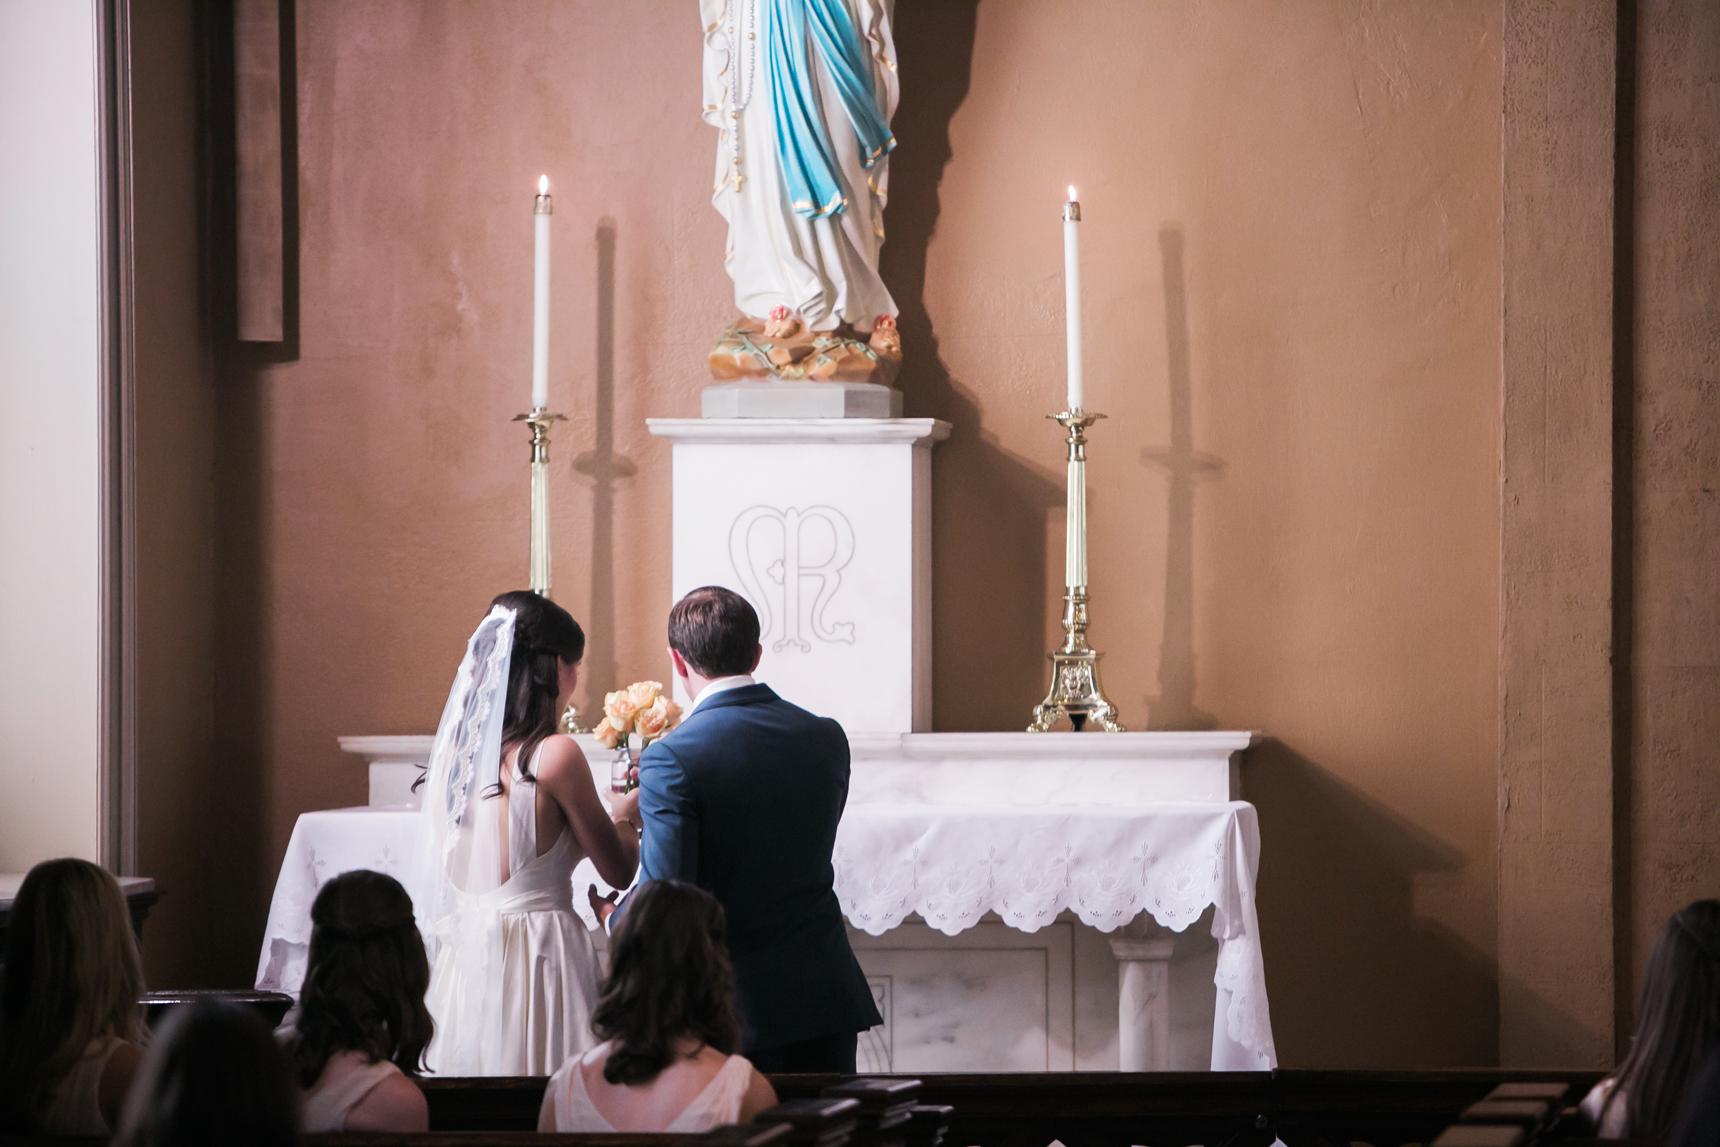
700, 0, 899, 333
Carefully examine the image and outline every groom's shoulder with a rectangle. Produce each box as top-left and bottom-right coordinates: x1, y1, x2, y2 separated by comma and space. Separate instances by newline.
682, 689, 847, 751
754, 689, 844, 731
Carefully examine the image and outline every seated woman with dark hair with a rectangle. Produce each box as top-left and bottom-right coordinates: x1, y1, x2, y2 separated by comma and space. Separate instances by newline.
284, 870, 432, 1132
112, 998, 300, 1147
0, 858, 146, 1135
540, 880, 777, 1132
1583, 899, 1720, 1140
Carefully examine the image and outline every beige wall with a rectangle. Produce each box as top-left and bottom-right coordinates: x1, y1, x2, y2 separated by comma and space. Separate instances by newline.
198, 0, 1506, 1063
0, 0, 106, 871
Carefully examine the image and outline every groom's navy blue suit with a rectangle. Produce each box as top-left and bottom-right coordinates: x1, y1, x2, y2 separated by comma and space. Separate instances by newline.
636, 683, 882, 1055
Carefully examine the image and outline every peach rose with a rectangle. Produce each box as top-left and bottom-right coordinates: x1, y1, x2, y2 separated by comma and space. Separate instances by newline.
634, 695, 671, 741
660, 697, 683, 728
592, 715, 621, 749
625, 680, 662, 711
603, 689, 639, 731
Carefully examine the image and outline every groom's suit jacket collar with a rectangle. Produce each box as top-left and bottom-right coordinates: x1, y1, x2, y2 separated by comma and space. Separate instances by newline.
688, 682, 779, 714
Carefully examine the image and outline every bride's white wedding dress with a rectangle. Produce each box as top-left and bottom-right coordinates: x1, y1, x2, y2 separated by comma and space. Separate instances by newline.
424, 753, 601, 1075
417, 606, 601, 1077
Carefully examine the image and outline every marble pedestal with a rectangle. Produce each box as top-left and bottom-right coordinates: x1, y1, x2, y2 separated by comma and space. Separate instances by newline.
645, 418, 950, 732
702, 381, 903, 419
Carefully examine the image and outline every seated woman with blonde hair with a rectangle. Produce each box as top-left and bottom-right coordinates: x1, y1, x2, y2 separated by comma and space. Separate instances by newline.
284, 869, 432, 1132
540, 880, 776, 1132
1583, 899, 1720, 1140
0, 858, 146, 1134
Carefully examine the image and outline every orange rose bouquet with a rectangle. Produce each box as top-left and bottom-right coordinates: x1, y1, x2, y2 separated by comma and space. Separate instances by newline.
592, 680, 682, 791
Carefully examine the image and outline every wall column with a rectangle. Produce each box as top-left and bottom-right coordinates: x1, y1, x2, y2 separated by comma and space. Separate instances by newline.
1499, 0, 1621, 1067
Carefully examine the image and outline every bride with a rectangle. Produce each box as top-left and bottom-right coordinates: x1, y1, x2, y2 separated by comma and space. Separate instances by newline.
417, 591, 641, 1076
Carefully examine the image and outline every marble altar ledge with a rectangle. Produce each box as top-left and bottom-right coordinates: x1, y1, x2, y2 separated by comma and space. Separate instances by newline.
341, 730, 1255, 809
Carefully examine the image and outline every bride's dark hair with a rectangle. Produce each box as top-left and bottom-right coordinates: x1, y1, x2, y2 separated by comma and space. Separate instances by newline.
592, 880, 740, 1086
490, 590, 585, 784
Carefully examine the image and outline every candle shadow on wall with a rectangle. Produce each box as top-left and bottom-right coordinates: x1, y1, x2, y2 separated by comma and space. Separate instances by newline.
1140, 226, 1221, 730
883, 1, 1063, 731
573, 219, 634, 712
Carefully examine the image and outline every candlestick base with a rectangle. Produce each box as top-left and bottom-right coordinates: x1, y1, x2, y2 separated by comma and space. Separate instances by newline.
1029, 589, 1125, 732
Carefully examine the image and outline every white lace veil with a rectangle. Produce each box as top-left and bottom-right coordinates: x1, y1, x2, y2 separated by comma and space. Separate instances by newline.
416, 604, 516, 1072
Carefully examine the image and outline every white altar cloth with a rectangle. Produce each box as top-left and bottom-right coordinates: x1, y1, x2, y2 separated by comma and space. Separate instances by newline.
835, 801, 1273, 1069
255, 799, 1274, 1070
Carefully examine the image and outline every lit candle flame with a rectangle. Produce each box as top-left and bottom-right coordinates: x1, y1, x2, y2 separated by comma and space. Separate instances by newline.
539, 175, 549, 195
1068, 185, 1077, 202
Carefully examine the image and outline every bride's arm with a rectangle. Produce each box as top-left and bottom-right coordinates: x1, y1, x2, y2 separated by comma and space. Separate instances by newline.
534, 736, 640, 890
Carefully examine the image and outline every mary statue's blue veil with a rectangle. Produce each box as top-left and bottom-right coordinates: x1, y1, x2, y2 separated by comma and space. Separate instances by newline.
768, 0, 896, 221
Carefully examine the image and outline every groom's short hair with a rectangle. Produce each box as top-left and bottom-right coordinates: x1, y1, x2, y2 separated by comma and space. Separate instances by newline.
668, 586, 761, 678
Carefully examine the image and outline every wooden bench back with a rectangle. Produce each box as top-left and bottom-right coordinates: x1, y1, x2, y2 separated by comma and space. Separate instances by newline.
426, 1068, 1607, 1146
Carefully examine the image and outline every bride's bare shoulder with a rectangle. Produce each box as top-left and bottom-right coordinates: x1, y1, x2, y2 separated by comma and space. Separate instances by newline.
533, 734, 589, 779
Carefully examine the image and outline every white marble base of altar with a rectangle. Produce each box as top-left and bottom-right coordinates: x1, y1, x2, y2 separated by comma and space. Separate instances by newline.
645, 418, 950, 733
329, 730, 1271, 1071
848, 910, 1220, 1072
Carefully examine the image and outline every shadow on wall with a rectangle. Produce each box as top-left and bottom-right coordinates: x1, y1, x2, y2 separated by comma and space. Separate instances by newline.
1142, 225, 1223, 732
573, 219, 636, 715
884, 1, 1064, 732
1243, 739, 1500, 1066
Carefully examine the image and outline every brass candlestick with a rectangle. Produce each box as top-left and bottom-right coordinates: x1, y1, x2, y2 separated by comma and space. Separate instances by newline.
513, 407, 567, 596
1029, 409, 1125, 732
514, 406, 588, 733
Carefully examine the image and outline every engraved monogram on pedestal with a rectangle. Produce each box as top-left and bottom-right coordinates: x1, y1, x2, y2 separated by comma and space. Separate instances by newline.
728, 505, 858, 653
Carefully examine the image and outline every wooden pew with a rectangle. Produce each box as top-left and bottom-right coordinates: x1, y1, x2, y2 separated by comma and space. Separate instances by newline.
141, 988, 296, 1030
0, 1128, 788, 1147
1, 1070, 1616, 1147
425, 1069, 1608, 1146
752, 1098, 861, 1147
773, 1069, 1609, 1147
424, 1076, 548, 1132
305, 1128, 790, 1147
1430, 1079, 1666, 1147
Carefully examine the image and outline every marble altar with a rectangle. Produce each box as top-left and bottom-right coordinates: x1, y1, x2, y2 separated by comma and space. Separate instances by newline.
277, 731, 1276, 1071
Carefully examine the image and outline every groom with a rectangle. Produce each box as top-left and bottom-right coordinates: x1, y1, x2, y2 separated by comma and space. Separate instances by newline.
635, 585, 881, 1072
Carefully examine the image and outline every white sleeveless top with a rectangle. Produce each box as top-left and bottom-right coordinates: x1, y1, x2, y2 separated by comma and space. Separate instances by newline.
424, 743, 603, 1076
40, 1035, 129, 1135
1580, 1077, 1629, 1138
302, 1051, 405, 1132
546, 1041, 755, 1133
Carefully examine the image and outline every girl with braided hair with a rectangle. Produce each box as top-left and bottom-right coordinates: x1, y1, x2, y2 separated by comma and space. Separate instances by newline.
286, 870, 431, 1132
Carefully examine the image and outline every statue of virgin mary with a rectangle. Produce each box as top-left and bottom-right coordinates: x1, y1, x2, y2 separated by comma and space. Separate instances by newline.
700, 0, 903, 384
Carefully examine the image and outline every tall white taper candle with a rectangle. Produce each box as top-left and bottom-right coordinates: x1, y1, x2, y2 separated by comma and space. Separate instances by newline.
1063, 186, 1083, 412
532, 175, 552, 410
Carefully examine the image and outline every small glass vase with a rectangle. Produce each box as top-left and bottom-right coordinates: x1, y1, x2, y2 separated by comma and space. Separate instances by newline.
609, 742, 634, 793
